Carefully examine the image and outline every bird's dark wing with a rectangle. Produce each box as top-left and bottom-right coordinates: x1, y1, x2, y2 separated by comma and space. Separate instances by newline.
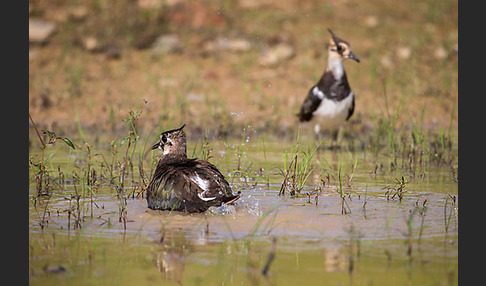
298, 86, 322, 122
346, 95, 355, 121
146, 156, 202, 210
193, 159, 234, 199
146, 155, 239, 211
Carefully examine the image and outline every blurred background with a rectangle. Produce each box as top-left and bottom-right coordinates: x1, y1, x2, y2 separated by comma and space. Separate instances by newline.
29, 0, 458, 142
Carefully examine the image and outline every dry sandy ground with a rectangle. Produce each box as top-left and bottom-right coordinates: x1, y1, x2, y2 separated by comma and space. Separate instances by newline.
29, 0, 458, 141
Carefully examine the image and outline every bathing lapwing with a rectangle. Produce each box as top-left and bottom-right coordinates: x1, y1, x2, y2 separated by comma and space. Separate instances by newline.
146, 124, 240, 212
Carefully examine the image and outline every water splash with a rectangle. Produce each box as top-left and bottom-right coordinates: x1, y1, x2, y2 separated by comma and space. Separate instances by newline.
208, 203, 236, 215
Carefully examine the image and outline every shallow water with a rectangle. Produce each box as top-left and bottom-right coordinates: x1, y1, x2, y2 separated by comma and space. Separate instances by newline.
29, 135, 458, 285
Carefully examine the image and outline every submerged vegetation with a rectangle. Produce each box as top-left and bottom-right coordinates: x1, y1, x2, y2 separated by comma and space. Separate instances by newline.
278, 129, 321, 197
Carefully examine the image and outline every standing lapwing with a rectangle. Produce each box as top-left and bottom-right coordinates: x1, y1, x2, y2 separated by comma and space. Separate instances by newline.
146, 124, 240, 212
297, 29, 360, 147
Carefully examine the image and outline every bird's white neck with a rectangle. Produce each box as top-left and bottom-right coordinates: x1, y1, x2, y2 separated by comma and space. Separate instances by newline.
326, 57, 344, 80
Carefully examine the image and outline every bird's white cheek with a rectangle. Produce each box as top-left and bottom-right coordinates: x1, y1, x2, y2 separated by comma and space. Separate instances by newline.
163, 146, 170, 155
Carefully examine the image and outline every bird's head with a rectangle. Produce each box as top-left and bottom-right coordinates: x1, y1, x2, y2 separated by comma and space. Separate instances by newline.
151, 124, 187, 156
327, 28, 360, 63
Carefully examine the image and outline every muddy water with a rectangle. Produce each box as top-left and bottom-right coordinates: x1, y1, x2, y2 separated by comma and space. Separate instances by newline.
29, 136, 458, 285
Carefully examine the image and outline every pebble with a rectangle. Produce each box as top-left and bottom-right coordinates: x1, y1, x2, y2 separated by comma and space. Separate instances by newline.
396, 46, 412, 60
44, 6, 88, 23
44, 265, 67, 274
203, 37, 252, 54
380, 55, 393, 69
364, 15, 379, 28
259, 43, 295, 67
83, 36, 101, 52
434, 46, 447, 60
29, 18, 56, 43
237, 0, 272, 9
151, 34, 183, 56
138, 0, 163, 9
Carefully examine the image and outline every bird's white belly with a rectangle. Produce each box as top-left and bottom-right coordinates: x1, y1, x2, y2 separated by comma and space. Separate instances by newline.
312, 92, 353, 130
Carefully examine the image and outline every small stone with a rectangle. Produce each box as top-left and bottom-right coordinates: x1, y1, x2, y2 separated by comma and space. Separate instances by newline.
216, 38, 251, 52
259, 43, 295, 67
151, 34, 183, 56
39, 92, 52, 109
29, 18, 56, 43
69, 6, 88, 21
44, 265, 67, 274
83, 37, 100, 52
380, 55, 393, 69
138, 0, 163, 9
434, 46, 447, 60
29, 49, 37, 61
203, 37, 251, 53
166, 0, 185, 7
105, 44, 121, 60
238, 0, 272, 9
45, 6, 88, 23
396, 46, 411, 60
364, 15, 379, 28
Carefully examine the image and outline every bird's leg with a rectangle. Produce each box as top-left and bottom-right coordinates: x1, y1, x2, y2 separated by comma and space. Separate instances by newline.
331, 128, 339, 149
314, 124, 321, 142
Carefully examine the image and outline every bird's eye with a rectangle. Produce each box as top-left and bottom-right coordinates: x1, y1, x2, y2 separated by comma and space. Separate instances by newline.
337, 45, 342, 51
162, 135, 167, 143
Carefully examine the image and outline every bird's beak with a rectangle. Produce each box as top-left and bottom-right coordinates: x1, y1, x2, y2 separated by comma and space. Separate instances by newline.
151, 142, 161, 150
348, 52, 360, 63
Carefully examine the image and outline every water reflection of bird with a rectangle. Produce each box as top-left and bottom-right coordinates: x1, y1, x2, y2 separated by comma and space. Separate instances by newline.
153, 231, 187, 283
297, 29, 360, 148
324, 246, 347, 272
155, 248, 186, 282
146, 124, 240, 212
